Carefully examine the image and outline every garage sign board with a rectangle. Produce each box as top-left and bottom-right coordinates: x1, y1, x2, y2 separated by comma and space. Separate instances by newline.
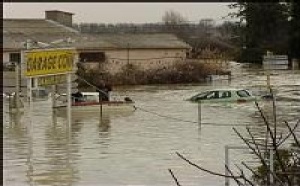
38, 74, 67, 86
25, 49, 75, 77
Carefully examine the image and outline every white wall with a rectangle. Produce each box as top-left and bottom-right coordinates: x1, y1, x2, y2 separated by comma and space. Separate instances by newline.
3, 52, 10, 63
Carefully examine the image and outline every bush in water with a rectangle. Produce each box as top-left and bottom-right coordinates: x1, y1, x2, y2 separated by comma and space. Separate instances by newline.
77, 60, 228, 87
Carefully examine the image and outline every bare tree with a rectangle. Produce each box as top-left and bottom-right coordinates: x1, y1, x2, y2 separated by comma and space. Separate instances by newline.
169, 88, 300, 186
162, 10, 187, 25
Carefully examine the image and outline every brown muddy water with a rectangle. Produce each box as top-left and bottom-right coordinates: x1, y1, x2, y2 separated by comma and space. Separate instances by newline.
3, 63, 300, 186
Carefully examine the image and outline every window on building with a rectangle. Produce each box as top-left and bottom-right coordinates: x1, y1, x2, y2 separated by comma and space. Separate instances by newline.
79, 52, 105, 63
10, 53, 21, 63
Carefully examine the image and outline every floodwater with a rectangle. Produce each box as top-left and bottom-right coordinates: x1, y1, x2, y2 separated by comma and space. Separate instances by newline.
3, 62, 300, 186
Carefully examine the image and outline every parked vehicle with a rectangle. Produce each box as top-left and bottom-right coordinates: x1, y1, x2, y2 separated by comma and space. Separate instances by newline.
3, 93, 25, 113
187, 88, 258, 103
3, 87, 49, 101
3, 62, 15, 71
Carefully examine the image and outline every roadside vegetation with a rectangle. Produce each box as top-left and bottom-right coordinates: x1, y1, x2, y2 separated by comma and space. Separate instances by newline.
76, 60, 229, 87
228, 2, 300, 64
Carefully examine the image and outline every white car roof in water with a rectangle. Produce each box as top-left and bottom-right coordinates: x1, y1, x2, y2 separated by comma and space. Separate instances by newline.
82, 92, 99, 96
60, 92, 98, 96
204, 88, 250, 92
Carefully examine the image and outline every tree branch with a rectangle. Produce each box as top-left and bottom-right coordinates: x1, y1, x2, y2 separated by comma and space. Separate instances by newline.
277, 119, 300, 147
284, 121, 300, 148
168, 169, 182, 186
176, 152, 242, 179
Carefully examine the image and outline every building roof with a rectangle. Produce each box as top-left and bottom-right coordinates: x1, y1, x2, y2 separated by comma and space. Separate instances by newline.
64, 33, 191, 50
3, 18, 191, 50
89, 33, 190, 49
3, 19, 80, 50
3, 19, 79, 34
46, 10, 74, 15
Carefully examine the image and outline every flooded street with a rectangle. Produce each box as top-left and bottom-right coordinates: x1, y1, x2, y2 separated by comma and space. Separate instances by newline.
3, 63, 300, 186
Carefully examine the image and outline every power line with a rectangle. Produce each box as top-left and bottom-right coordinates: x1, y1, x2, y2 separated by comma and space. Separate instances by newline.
76, 75, 109, 97
108, 56, 184, 61
134, 106, 250, 127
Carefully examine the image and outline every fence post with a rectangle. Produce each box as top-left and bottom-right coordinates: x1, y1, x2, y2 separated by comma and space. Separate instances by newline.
225, 145, 230, 186
100, 97, 103, 121
67, 73, 72, 129
15, 61, 20, 112
270, 148, 274, 184
198, 101, 201, 127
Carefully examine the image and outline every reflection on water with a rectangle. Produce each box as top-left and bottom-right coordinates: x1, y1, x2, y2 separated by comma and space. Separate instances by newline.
3, 65, 300, 186
98, 116, 111, 133
33, 124, 78, 186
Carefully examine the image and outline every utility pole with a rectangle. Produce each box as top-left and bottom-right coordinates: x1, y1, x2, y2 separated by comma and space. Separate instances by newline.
15, 59, 20, 112
127, 43, 130, 66
126, 43, 130, 82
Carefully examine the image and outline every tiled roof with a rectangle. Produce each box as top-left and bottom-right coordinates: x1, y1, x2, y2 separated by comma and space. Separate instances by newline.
3, 32, 81, 50
53, 34, 190, 49
3, 19, 191, 50
3, 19, 79, 34
89, 34, 190, 49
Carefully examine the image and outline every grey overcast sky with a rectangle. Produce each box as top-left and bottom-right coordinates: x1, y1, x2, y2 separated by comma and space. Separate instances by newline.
4, 3, 236, 24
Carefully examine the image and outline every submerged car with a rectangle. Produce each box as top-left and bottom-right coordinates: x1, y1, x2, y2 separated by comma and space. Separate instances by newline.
54, 92, 136, 114
187, 88, 258, 103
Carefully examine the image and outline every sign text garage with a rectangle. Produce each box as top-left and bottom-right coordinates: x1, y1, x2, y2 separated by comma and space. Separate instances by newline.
25, 50, 74, 77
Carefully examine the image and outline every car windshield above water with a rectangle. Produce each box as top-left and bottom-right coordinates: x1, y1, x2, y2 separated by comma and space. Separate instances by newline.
188, 89, 255, 103
236, 90, 251, 97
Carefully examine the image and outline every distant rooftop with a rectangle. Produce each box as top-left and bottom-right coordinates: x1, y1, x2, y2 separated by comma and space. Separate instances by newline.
3, 12, 190, 50
45, 10, 74, 15
3, 19, 79, 34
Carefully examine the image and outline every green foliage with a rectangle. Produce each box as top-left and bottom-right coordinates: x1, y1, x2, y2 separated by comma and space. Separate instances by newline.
236, 47, 264, 63
229, 2, 290, 63
290, 1, 300, 59
253, 146, 300, 185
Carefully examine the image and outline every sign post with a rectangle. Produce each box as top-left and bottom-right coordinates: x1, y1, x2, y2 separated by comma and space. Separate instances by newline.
28, 78, 33, 131
23, 48, 76, 128
15, 61, 20, 112
67, 73, 72, 128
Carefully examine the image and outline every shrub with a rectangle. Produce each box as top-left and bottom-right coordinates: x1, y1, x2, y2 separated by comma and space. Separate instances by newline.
77, 60, 227, 87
